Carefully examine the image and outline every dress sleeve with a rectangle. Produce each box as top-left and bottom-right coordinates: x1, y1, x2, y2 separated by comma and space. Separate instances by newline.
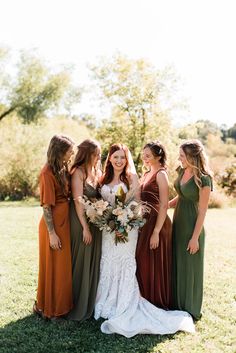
201, 175, 213, 191
40, 171, 56, 206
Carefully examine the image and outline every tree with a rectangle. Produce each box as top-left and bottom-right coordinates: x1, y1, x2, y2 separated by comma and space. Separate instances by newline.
227, 123, 236, 141
91, 54, 177, 168
218, 163, 236, 197
0, 50, 81, 123
178, 120, 221, 142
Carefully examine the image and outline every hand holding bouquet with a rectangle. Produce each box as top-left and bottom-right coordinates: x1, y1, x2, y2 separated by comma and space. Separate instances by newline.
79, 186, 150, 245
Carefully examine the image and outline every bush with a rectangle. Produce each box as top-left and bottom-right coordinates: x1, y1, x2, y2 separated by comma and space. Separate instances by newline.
217, 163, 236, 197
0, 116, 91, 200
208, 187, 229, 208
206, 178, 231, 208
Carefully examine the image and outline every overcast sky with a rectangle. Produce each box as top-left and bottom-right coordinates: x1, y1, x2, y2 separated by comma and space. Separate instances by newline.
1, 0, 235, 127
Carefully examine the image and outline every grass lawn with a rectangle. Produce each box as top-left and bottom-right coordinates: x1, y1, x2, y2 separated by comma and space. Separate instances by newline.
0, 202, 235, 353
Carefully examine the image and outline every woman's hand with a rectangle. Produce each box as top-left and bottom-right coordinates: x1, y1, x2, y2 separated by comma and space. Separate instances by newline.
83, 228, 92, 245
49, 231, 62, 250
168, 196, 179, 209
150, 230, 159, 250
187, 237, 199, 255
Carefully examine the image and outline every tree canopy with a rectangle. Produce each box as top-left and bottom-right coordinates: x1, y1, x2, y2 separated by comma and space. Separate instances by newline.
90, 54, 177, 167
0, 50, 81, 123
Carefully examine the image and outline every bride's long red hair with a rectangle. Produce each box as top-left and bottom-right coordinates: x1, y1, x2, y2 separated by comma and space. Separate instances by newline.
100, 144, 132, 189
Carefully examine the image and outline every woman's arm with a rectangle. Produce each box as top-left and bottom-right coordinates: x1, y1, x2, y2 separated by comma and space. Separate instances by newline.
72, 169, 92, 245
187, 186, 211, 254
130, 173, 141, 201
168, 195, 179, 208
43, 205, 61, 250
150, 171, 169, 250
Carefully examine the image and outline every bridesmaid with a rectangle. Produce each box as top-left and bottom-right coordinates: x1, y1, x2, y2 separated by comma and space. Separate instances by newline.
169, 139, 213, 320
34, 134, 74, 319
67, 139, 102, 321
136, 141, 172, 310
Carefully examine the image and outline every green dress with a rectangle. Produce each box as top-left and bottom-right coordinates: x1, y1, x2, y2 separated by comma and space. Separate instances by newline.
172, 168, 212, 320
67, 182, 102, 321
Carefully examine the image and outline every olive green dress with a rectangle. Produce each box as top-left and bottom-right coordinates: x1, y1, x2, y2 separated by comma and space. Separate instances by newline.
172, 168, 212, 320
67, 182, 102, 321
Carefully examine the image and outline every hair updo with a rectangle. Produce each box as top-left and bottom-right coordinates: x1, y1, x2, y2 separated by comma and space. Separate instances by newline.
143, 141, 167, 166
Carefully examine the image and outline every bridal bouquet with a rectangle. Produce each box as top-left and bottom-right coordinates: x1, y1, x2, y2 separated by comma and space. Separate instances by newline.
79, 185, 149, 245
110, 185, 148, 244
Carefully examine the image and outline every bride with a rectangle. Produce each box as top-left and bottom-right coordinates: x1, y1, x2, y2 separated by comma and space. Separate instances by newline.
94, 143, 195, 337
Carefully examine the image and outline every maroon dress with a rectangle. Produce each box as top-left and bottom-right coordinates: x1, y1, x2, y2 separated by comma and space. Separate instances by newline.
136, 169, 172, 309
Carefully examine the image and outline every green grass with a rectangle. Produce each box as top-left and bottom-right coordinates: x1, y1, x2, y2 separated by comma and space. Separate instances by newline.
0, 202, 235, 353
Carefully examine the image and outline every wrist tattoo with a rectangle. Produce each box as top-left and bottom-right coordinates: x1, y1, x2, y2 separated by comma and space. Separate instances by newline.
43, 206, 55, 234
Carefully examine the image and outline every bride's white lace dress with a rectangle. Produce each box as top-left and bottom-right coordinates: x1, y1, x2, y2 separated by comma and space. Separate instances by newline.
94, 183, 195, 337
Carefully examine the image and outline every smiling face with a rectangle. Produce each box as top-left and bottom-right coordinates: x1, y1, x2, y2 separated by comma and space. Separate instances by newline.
142, 147, 159, 167
109, 149, 127, 172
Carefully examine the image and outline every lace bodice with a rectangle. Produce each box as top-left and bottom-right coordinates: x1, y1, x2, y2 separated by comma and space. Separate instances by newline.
100, 183, 128, 205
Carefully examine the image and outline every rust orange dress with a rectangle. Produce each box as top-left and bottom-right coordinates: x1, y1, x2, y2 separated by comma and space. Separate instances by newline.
136, 170, 172, 310
36, 164, 73, 318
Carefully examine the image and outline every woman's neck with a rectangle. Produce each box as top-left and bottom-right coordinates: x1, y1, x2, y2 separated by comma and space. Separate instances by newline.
87, 164, 94, 174
184, 166, 193, 175
86, 165, 97, 181
112, 170, 123, 184
150, 162, 162, 173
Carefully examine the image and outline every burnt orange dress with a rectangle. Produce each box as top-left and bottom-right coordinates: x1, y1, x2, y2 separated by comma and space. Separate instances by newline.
136, 170, 172, 310
36, 164, 73, 318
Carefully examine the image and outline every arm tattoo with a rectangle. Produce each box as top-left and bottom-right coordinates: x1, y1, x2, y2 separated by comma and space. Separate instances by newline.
43, 206, 55, 234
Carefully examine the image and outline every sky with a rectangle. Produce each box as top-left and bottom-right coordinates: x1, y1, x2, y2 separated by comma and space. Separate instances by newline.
1, 0, 236, 127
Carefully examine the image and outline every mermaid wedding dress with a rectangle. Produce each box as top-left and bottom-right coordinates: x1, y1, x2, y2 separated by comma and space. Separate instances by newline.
94, 183, 195, 337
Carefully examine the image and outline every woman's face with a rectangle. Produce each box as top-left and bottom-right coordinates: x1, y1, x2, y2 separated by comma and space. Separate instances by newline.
63, 146, 74, 163
91, 147, 101, 167
142, 147, 157, 167
178, 147, 189, 168
109, 149, 127, 172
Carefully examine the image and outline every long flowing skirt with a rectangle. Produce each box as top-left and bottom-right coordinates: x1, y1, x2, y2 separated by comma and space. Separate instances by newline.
94, 228, 195, 338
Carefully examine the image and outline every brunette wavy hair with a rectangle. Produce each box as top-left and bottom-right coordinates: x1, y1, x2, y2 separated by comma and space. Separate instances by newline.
100, 144, 132, 189
143, 141, 167, 167
71, 139, 101, 181
181, 139, 213, 189
47, 134, 74, 195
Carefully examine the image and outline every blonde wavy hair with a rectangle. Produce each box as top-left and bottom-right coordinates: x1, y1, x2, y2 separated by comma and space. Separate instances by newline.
181, 139, 213, 189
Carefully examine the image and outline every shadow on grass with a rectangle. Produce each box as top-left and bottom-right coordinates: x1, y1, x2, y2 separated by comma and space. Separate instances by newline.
0, 315, 176, 353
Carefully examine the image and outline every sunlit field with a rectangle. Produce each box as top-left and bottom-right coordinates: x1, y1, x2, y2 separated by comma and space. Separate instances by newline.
0, 201, 235, 353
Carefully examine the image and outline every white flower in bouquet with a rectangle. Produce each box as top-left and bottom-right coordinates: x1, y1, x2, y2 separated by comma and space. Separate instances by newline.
78, 196, 86, 205
86, 205, 98, 222
126, 207, 134, 219
112, 206, 124, 216
94, 199, 109, 216
128, 200, 139, 208
117, 212, 129, 226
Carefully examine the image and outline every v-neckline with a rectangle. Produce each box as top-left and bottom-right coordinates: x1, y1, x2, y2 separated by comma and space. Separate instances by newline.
85, 181, 97, 190
142, 168, 165, 186
180, 170, 194, 187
